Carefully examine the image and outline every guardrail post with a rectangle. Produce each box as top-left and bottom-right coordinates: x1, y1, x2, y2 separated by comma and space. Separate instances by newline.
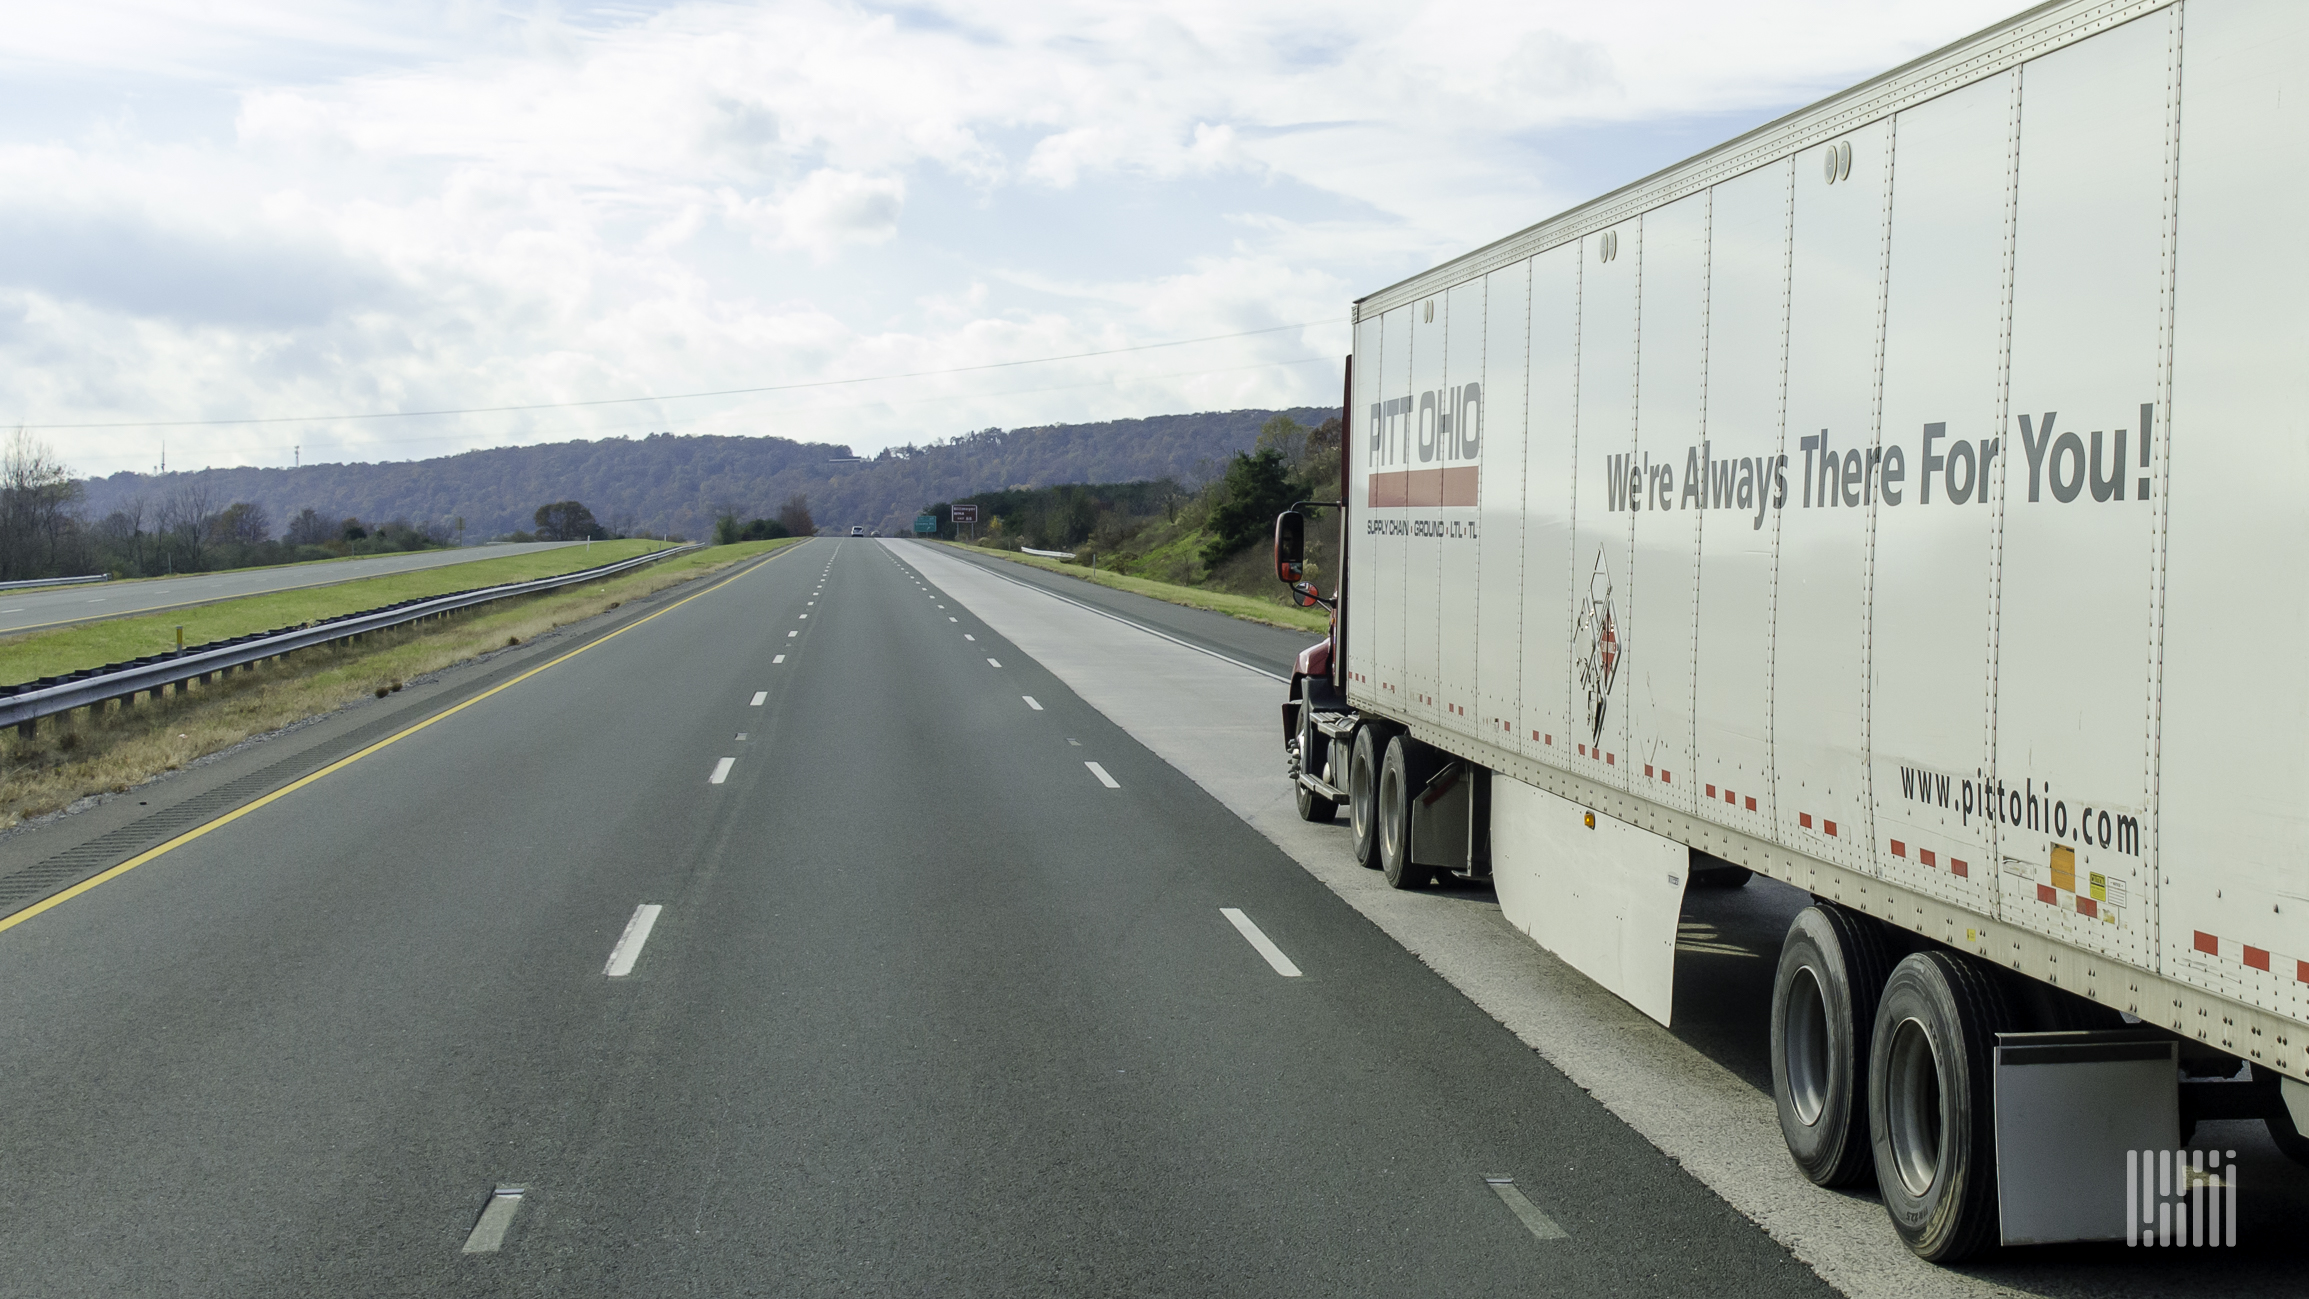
15, 719, 32, 740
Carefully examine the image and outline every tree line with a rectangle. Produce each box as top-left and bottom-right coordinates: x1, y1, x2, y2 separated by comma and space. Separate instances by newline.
920, 415, 1343, 596
0, 432, 463, 581
69, 408, 1330, 545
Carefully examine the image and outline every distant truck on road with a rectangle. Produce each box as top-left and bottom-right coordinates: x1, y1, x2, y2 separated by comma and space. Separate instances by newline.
1276, 0, 2309, 1262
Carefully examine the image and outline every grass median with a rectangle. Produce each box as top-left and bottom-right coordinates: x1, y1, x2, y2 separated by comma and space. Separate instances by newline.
0, 539, 682, 685
935, 541, 1329, 634
0, 538, 802, 829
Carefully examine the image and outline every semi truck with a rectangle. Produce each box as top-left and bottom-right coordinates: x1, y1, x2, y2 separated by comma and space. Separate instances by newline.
1274, 0, 2309, 1262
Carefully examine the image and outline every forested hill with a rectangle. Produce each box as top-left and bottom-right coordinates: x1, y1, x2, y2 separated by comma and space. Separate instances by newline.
75, 407, 1331, 541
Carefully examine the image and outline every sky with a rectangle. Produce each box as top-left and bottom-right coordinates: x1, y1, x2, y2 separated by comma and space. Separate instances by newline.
2, 0, 2024, 478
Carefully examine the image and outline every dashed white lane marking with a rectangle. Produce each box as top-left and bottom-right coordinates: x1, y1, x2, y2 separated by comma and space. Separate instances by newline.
750, 692, 767, 705
1219, 908, 1302, 977
709, 757, 735, 784
788, 630, 798, 638
964, 634, 976, 641
773, 654, 786, 663
462, 1186, 527, 1254
735, 732, 747, 741
948, 617, 957, 622
1085, 761, 1121, 789
1485, 1179, 1569, 1240
1023, 696, 1043, 710
986, 658, 1001, 668
604, 904, 664, 977
799, 614, 808, 619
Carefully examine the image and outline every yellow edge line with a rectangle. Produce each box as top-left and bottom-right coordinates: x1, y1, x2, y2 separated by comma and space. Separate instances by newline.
0, 539, 805, 936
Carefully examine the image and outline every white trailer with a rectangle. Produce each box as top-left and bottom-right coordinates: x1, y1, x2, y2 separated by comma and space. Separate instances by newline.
1276, 0, 2309, 1262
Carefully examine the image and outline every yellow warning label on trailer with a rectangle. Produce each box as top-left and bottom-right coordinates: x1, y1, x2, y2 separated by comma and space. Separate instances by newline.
2050, 843, 2076, 893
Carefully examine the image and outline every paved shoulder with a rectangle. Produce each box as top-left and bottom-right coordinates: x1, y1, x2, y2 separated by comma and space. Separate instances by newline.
922, 543, 1320, 679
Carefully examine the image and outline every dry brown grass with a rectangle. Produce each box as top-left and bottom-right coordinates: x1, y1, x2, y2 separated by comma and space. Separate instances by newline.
0, 539, 802, 828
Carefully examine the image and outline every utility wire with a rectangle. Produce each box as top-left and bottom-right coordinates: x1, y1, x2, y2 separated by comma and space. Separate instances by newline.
27, 319, 1344, 431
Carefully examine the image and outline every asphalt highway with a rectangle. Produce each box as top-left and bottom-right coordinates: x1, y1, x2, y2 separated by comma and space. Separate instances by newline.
0, 542, 587, 636
0, 537, 1831, 1297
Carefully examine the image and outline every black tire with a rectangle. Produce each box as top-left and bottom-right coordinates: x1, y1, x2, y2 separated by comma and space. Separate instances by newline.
1348, 728, 1383, 869
1292, 701, 1337, 823
1868, 951, 2013, 1263
1771, 905, 1892, 1187
2258, 1065, 2309, 1167
1378, 735, 1435, 890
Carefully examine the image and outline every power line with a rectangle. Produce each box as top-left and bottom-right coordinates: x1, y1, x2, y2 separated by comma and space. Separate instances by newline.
27, 319, 1345, 432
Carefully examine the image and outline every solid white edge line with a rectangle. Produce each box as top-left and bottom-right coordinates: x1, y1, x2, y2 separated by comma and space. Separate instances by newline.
1219, 907, 1302, 977
709, 757, 735, 784
1023, 696, 1042, 710
750, 691, 767, 705
1486, 1179, 1569, 1240
1085, 760, 1120, 788
604, 903, 664, 976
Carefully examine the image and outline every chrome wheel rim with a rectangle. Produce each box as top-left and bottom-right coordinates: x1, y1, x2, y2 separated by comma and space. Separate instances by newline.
1783, 964, 1831, 1127
1884, 1015, 1945, 1198
1350, 745, 1374, 843
1379, 759, 1405, 862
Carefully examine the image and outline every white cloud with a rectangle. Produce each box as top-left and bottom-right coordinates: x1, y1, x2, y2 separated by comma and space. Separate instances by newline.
723, 168, 907, 258
0, 0, 2022, 476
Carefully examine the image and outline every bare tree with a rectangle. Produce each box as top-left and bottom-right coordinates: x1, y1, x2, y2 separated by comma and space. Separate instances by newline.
121, 495, 148, 571
214, 501, 272, 545
1, 430, 85, 580
284, 507, 333, 547
775, 493, 815, 537
157, 477, 216, 571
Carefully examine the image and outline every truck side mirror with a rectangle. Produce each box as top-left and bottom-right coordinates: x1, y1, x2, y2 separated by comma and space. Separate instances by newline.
1274, 509, 1306, 585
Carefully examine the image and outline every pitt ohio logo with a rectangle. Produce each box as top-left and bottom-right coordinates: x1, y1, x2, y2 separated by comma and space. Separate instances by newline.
1366, 382, 1482, 509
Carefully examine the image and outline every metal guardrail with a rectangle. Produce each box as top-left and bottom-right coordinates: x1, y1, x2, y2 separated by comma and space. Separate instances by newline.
0, 573, 109, 592
1, 544, 704, 733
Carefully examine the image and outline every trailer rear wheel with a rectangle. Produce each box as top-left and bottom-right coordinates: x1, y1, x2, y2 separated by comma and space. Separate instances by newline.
1377, 735, 1435, 890
1771, 905, 1890, 1187
1348, 728, 1383, 869
1868, 951, 2013, 1263
2260, 1066, 2309, 1167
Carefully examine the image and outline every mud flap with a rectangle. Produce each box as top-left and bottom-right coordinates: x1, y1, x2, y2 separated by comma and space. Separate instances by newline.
1490, 775, 1687, 1026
